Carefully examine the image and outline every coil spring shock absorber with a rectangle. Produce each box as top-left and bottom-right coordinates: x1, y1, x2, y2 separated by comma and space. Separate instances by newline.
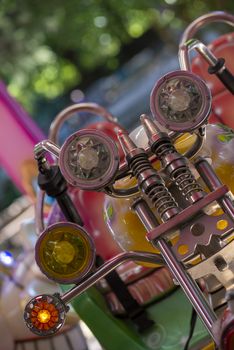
118, 130, 218, 344
118, 130, 180, 222
141, 115, 206, 204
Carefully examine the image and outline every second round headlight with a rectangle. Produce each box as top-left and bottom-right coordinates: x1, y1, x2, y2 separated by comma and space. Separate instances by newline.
150, 70, 212, 132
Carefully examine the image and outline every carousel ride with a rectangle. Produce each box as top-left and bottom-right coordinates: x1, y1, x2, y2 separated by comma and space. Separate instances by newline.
21, 11, 234, 350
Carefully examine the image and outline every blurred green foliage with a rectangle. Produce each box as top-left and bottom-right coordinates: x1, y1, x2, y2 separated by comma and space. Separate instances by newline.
0, 0, 233, 211
0, 0, 233, 113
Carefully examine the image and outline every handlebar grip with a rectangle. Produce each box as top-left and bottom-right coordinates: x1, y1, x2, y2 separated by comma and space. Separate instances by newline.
208, 58, 234, 94
56, 192, 83, 226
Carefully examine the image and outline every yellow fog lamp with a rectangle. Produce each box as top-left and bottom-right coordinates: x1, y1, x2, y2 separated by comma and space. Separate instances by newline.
24, 294, 67, 336
35, 222, 95, 284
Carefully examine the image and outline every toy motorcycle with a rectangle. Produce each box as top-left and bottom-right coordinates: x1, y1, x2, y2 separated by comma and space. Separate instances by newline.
24, 11, 234, 350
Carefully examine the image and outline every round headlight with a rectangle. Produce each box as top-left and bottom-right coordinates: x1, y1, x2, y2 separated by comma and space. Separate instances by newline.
150, 70, 211, 132
59, 129, 119, 190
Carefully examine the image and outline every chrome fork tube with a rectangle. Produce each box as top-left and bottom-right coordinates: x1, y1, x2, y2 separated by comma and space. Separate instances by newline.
132, 197, 218, 340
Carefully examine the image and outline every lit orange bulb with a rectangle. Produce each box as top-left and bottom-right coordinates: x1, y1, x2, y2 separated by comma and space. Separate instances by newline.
24, 294, 67, 336
37, 310, 51, 323
30, 300, 59, 331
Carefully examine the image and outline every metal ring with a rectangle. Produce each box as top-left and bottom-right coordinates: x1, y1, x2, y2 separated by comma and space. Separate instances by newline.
179, 11, 234, 71
49, 102, 117, 144
59, 129, 120, 190
150, 70, 211, 132
24, 293, 67, 336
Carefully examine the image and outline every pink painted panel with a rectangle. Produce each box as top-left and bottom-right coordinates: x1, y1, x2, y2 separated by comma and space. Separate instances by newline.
0, 82, 45, 192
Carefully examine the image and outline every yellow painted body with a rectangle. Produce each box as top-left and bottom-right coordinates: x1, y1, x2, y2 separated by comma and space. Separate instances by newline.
202, 342, 216, 350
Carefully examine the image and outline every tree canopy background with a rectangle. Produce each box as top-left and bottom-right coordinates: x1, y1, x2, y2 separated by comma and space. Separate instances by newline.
0, 0, 233, 114
0, 0, 233, 210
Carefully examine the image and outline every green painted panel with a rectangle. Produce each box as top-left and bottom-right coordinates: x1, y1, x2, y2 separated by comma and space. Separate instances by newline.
61, 285, 210, 350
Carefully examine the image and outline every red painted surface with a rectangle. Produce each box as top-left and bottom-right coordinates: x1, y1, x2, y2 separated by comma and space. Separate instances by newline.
191, 32, 234, 128
220, 308, 234, 350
